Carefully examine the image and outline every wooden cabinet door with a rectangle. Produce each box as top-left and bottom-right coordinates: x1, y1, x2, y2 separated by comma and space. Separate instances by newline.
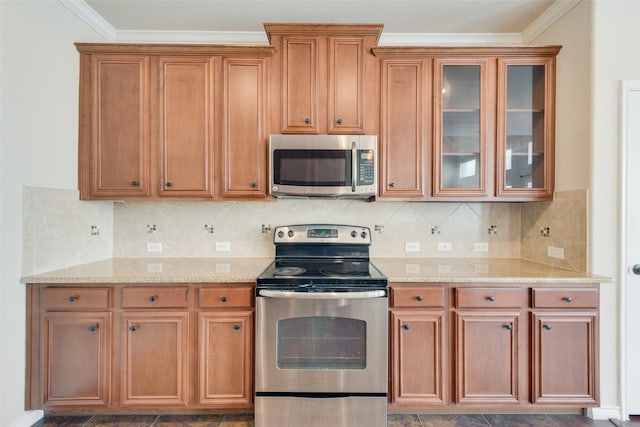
198, 311, 253, 406
379, 59, 429, 199
433, 58, 495, 198
42, 312, 111, 407
221, 57, 268, 198
121, 312, 189, 406
531, 312, 598, 404
455, 311, 520, 404
390, 309, 445, 405
87, 55, 150, 199
281, 37, 318, 133
157, 57, 216, 198
328, 37, 364, 134
496, 56, 555, 200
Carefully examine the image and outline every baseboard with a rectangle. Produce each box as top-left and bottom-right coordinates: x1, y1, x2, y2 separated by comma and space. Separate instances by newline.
9, 410, 44, 427
586, 406, 622, 421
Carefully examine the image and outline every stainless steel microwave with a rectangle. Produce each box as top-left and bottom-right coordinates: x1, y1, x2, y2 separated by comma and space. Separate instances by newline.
269, 135, 378, 198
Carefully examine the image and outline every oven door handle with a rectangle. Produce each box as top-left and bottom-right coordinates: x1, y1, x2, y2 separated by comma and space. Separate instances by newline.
351, 140, 357, 192
258, 289, 386, 299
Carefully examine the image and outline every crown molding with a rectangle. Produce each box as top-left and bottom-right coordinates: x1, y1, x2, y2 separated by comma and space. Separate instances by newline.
521, 0, 583, 43
59, 0, 116, 41
378, 32, 522, 46
116, 30, 269, 45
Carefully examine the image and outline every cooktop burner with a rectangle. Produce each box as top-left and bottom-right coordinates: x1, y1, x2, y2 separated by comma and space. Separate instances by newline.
273, 266, 306, 276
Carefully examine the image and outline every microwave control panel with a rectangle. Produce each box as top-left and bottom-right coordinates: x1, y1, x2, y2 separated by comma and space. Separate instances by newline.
357, 149, 375, 186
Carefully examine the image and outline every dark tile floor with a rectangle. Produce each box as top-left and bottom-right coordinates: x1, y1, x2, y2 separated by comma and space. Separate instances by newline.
30, 413, 640, 427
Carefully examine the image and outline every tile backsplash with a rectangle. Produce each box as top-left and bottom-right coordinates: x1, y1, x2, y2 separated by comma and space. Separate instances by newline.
22, 187, 588, 275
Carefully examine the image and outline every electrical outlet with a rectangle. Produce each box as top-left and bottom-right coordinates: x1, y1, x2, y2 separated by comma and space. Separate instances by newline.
146, 242, 162, 252
437, 241, 452, 252
474, 242, 489, 252
405, 242, 420, 252
216, 241, 231, 252
547, 246, 564, 259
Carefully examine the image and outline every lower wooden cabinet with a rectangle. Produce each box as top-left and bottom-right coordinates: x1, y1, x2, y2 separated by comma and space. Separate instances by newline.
27, 283, 254, 413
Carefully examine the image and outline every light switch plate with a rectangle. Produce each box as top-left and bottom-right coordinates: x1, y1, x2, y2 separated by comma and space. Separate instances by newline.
216, 241, 231, 252
405, 242, 420, 252
146, 242, 162, 252
547, 246, 564, 259
474, 242, 489, 252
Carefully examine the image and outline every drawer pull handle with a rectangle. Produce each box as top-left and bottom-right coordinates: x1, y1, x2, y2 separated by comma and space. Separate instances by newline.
503, 323, 513, 331
68, 295, 77, 302
487, 295, 496, 302
389, 182, 396, 188
149, 295, 156, 302
129, 325, 137, 332
416, 295, 423, 301
402, 324, 411, 331
221, 296, 228, 303
233, 324, 241, 331
165, 182, 172, 187
563, 296, 573, 303
543, 324, 552, 331
89, 325, 97, 332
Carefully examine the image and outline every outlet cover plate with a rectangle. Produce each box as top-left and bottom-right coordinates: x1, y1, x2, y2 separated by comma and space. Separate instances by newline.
405, 242, 420, 252
216, 241, 231, 252
547, 246, 564, 259
146, 242, 162, 252
474, 242, 489, 252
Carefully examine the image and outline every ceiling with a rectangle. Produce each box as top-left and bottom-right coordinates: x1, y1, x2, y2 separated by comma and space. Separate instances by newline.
70, 0, 579, 44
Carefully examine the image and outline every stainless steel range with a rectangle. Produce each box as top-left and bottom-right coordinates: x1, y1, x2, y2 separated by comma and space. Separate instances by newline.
255, 224, 388, 427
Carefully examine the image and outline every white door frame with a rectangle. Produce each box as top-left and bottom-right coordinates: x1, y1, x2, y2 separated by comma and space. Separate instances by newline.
619, 80, 640, 421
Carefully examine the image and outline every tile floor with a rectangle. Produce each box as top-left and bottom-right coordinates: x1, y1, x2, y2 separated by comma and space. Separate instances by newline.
30, 413, 640, 427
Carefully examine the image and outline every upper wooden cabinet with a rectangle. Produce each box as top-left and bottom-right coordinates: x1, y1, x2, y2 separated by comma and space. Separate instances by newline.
265, 24, 382, 135
76, 44, 274, 201
373, 46, 560, 202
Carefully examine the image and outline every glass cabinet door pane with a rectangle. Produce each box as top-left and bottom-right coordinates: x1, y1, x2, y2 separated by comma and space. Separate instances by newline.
505, 65, 545, 189
440, 65, 481, 189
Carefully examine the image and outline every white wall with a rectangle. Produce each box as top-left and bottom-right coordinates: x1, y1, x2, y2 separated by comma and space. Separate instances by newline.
0, 1, 104, 425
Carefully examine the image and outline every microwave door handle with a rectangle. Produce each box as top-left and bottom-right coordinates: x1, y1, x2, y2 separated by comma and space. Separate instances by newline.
258, 289, 386, 299
351, 141, 357, 192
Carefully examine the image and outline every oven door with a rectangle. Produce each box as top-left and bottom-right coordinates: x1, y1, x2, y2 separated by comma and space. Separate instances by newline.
255, 289, 388, 393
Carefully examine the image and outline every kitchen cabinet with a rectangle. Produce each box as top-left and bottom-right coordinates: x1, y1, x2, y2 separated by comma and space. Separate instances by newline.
197, 286, 254, 407
454, 288, 522, 404
379, 58, 430, 199
220, 57, 269, 199
76, 44, 274, 201
265, 24, 382, 135
389, 285, 446, 405
531, 288, 599, 404
373, 46, 560, 201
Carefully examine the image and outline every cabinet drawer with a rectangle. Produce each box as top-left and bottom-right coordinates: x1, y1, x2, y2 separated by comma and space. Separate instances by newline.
41, 287, 111, 309
391, 287, 444, 308
199, 287, 253, 308
122, 287, 188, 308
456, 288, 522, 308
532, 288, 598, 309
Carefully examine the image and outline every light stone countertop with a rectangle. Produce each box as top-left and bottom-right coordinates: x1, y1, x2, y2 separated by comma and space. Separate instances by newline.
21, 257, 608, 285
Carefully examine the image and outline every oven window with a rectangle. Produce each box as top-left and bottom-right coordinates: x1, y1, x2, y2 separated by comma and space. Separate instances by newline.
276, 316, 366, 369
273, 150, 352, 186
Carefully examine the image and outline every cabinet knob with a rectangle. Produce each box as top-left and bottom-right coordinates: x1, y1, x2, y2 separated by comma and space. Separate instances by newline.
563, 296, 573, 303
149, 295, 156, 302
89, 325, 97, 332
221, 296, 228, 303
543, 324, 552, 331
336, 118, 343, 125
402, 324, 411, 330
165, 182, 172, 188
129, 325, 137, 332
68, 295, 76, 302
503, 323, 513, 331
487, 295, 496, 302
416, 295, 423, 301
304, 118, 311, 124
131, 180, 139, 187
250, 182, 257, 188
233, 324, 241, 331
389, 182, 396, 188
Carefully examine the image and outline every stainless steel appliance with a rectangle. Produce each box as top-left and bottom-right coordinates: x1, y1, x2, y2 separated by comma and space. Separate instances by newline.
269, 135, 378, 198
255, 224, 388, 427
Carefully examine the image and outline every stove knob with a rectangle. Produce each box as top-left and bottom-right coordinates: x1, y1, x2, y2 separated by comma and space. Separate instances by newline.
277, 230, 284, 238
361, 231, 368, 239
287, 230, 294, 238
351, 231, 357, 238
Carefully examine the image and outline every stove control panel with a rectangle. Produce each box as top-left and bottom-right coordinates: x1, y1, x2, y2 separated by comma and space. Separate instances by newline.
274, 224, 371, 244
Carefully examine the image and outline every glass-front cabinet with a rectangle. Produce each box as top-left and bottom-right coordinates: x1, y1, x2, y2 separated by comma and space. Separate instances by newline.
433, 59, 493, 197
497, 57, 555, 200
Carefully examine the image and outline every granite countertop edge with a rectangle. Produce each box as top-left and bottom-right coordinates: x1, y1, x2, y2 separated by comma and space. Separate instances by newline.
21, 257, 610, 285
